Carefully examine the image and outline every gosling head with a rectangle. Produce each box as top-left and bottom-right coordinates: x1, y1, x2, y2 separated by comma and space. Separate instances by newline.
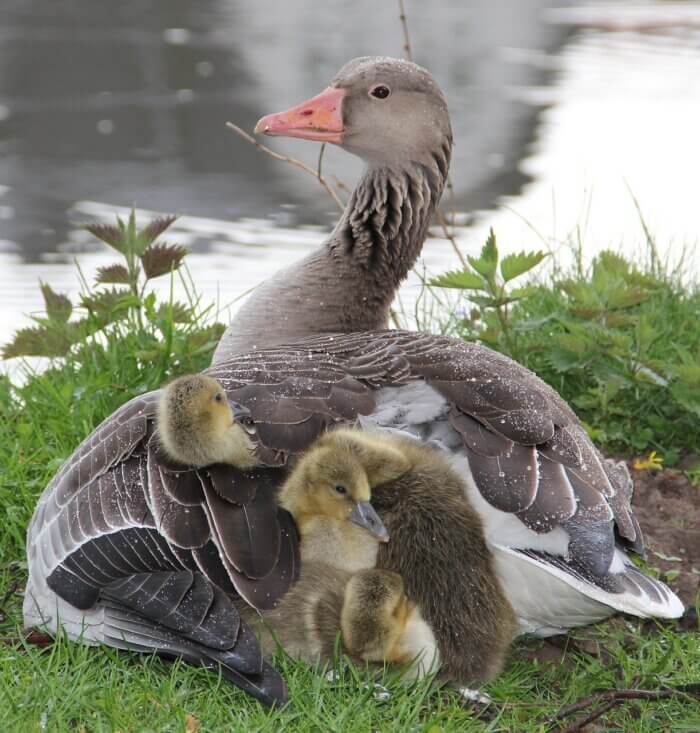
157, 374, 258, 469
278, 437, 389, 543
341, 569, 412, 663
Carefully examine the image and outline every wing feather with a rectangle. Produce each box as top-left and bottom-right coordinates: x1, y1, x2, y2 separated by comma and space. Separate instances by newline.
200, 474, 280, 580
146, 441, 210, 549
52, 393, 157, 507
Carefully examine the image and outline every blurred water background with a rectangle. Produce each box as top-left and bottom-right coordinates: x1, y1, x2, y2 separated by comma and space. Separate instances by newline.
1, 0, 699, 347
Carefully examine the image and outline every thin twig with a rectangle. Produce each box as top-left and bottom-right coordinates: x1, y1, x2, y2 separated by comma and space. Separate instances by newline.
226, 122, 344, 211
397, 0, 413, 61
547, 684, 700, 727
446, 177, 456, 227
559, 699, 619, 733
332, 176, 352, 194
436, 209, 467, 267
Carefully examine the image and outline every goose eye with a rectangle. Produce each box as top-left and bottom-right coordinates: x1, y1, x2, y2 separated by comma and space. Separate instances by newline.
369, 84, 391, 100
334, 484, 348, 495
213, 393, 223, 403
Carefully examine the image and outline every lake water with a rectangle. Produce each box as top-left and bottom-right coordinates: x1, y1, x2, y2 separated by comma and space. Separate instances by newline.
1, 0, 699, 353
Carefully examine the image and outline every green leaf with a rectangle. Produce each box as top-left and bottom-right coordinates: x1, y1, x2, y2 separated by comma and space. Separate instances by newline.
95, 264, 131, 285
186, 324, 226, 351
512, 315, 556, 332
595, 250, 631, 279
126, 210, 140, 255
428, 269, 486, 290
135, 349, 161, 362
467, 229, 498, 281
155, 302, 193, 324
139, 215, 179, 247
40, 282, 72, 323
80, 288, 136, 321
607, 287, 649, 310
482, 228, 498, 265
140, 243, 188, 279
500, 250, 547, 283
570, 306, 605, 320
2, 325, 72, 358
553, 332, 589, 357
84, 222, 126, 253
509, 285, 538, 299
605, 313, 636, 328
545, 347, 583, 373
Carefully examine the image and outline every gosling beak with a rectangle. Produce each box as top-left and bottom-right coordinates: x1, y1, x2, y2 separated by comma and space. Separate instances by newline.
348, 501, 389, 543
254, 86, 346, 144
229, 401, 255, 430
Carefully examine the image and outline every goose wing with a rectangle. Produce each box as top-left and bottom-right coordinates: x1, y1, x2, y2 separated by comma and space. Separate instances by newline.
26, 392, 298, 703
206, 330, 636, 556
208, 331, 681, 621
205, 338, 406, 455
263, 331, 639, 548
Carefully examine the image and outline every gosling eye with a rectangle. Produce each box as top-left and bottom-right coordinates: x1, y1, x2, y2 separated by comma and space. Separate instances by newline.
213, 392, 223, 403
334, 484, 348, 495
369, 84, 391, 100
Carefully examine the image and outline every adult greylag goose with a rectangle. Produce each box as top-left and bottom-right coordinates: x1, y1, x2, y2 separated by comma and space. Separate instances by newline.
211, 56, 682, 630
24, 57, 681, 705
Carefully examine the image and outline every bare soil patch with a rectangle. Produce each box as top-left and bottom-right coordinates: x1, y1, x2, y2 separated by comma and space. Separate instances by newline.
630, 464, 699, 609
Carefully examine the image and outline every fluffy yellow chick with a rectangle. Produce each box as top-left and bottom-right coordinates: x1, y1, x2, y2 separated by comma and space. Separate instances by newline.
157, 374, 258, 468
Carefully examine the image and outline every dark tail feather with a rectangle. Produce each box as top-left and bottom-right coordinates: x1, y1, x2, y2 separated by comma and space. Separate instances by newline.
101, 600, 287, 706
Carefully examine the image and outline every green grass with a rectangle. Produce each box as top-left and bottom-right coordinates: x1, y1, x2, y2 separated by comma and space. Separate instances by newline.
1, 225, 699, 731
1, 596, 698, 731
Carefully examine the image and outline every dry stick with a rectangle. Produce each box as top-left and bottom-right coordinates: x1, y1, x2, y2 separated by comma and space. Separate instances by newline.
397, 1, 465, 269
558, 699, 619, 733
397, 0, 413, 61
436, 209, 468, 268
225, 122, 345, 212
547, 685, 700, 727
332, 176, 351, 195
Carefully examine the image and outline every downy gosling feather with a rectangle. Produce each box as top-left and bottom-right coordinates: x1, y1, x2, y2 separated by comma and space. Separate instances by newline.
157, 374, 258, 468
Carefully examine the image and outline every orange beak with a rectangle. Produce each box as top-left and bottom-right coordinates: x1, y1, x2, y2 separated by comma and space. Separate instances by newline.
254, 86, 346, 144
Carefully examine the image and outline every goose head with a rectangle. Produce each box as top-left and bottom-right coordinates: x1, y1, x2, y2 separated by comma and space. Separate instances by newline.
255, 56, 452, 170
157, 374, 258, 469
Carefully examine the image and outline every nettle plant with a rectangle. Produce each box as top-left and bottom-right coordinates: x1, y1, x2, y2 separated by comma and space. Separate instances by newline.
429, 229, 547, 355
2, 213, 223, 380
432, 232, 700, 463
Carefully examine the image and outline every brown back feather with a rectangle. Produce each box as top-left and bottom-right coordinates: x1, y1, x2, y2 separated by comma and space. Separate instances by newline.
372, 439, 517, 684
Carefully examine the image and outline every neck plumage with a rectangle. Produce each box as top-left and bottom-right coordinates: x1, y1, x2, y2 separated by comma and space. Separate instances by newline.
213, 151, 449, 362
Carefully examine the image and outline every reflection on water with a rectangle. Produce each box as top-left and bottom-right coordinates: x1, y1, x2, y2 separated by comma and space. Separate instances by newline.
1, 1, 699, 352
0, 0, 562, 259
475, 6, 700, 270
